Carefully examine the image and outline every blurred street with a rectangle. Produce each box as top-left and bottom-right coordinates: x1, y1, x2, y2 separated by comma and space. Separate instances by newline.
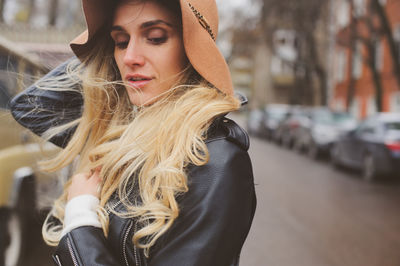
2, 0, 400, 265
5, 115, 400, 266
240, 135, 400, 266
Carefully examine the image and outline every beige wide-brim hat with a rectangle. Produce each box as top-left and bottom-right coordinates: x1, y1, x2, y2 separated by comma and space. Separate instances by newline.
70, 0, 234, 96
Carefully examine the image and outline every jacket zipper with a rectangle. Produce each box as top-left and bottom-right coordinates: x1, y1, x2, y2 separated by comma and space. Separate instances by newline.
54, 255, 62, 266
123, 221, 134, 266
109, 185, 141, 266
122, 220, 142, 266
133, 221, 140, 266
107, 185, 135, 215
67, 237, 79, 266
107, 199, 123, 215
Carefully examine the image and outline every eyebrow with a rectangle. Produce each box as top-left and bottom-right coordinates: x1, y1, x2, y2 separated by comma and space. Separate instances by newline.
111, 20, 175, 33
141, 20, 174, 29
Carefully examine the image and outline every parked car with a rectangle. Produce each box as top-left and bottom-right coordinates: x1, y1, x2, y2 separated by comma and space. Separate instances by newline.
246, 108, 265, 137
0, 44, 66, 266
274, 106, 311, 148
0, 86, 66, 266
261, 104, 290, 140
331, 112, 400, 180
294, 108, 358, 159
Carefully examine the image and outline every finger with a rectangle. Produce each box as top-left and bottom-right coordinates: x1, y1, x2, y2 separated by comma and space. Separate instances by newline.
71, 172, 90, 182
89, 170, 101, 181
90, 166, 102, 175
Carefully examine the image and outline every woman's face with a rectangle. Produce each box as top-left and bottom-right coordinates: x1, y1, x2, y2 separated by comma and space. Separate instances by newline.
111, 0, 188, 106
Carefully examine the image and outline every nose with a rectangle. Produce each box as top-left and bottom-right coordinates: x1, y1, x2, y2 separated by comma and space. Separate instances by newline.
123, 40, 145, 67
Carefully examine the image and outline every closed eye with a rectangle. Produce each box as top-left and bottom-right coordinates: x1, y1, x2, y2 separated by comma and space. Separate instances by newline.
147, 37, 168, 45
115, 41, 129, 49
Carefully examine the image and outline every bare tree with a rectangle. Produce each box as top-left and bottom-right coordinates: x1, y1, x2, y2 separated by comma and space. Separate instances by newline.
27, 0, 35, 23
291, 0, 329, 105
342, 0, 394, 112
228, 8, 260, 58
260, 0, 330, 106
371, 0, 400, 89
364, 0, 384, 111
0, 0, 5, 22
48, 0, 58, 26
346, 0, 357, 112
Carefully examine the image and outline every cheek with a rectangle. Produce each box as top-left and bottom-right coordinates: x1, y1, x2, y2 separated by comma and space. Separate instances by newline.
114, 51, 124, 72
177, 50, 188, 69
169, 45, 188, 72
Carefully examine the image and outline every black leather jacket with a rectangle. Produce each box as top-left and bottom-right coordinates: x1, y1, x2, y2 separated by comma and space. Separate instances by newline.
10, 60, 257, 266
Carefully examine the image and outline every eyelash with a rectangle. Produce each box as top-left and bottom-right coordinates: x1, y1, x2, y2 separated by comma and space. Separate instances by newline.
147, 37, 168, 45
115, 41, 128, 49
113, 36, 168, 49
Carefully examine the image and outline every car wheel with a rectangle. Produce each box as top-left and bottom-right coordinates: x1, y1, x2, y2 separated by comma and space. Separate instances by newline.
330, 144, 342, 168
293, 141, 302, 153
266, 130, 273, 141
293, 141, 301, 153
0, 208, 24, 266
308, 141, 320, 160
274, 133, 282, 145
246, 126, 253, 136
1, 170, 36, 266
282, 134, 292, 149
362, 154, 378, 181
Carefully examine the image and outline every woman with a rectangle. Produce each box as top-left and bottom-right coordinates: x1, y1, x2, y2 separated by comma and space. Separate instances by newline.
11, 0, 256, 265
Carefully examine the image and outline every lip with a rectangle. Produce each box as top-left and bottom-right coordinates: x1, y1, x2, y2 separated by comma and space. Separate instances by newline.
125, 74, 153, 89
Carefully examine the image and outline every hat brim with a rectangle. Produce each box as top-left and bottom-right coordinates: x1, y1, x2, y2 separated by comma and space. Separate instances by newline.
70, 0, 233, 95
179, 0, 233, 95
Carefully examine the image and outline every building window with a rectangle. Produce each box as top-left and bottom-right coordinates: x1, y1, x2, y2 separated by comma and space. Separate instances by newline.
333, 98, 345, 112
354, 0, 366, 17
390, 92, 400, 112
336, 49, 347, 82
350, 97, 360, 119
273, 29, 298, 62
0, 81, 11, 109
352, 42, 363, 79
270, 56, 282, 75
0, 55, 18, 71
337, 1, 350, 28
367, 96, 377, 116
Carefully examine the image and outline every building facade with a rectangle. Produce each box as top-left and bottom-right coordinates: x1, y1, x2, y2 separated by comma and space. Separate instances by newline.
0, 0, 85, 68
331, 0, 400, 119
237, 0, 332, 109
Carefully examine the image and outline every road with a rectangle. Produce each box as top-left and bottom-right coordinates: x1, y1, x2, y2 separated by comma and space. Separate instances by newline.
240, 136, 400, 266
15, 118, 400, 266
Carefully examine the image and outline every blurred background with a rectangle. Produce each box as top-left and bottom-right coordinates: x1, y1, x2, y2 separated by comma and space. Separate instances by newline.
0, 0, 400, 266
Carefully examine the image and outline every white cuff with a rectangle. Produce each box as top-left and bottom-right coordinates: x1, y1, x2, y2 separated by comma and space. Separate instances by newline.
61, 194, 102, 237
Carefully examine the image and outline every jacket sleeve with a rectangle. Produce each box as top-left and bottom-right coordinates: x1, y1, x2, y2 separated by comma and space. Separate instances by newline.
53, 227, 121, 266
51, 139, 256, 266
148, 139, 257, 266
10, 57, 83, 148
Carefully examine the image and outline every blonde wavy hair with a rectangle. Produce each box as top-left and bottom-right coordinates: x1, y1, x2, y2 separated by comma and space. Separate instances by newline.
39, 0, 240, 256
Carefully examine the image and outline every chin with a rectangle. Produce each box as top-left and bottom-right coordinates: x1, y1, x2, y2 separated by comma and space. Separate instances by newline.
126, 87, 169, 106
128, 93, 155, 107
126, 89, 144, 106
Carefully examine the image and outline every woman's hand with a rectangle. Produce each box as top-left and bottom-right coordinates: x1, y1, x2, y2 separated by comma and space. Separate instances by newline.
67, 168, 102, 201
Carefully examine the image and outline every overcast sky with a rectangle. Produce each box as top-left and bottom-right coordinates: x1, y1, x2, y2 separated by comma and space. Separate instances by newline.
217, 0, 251, 9
215, 0, 260, 57
217, 0, 260, 27
3, 0, 259, 57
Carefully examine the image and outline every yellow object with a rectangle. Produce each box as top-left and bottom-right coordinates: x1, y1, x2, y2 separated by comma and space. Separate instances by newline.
0, 143, 59, 207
